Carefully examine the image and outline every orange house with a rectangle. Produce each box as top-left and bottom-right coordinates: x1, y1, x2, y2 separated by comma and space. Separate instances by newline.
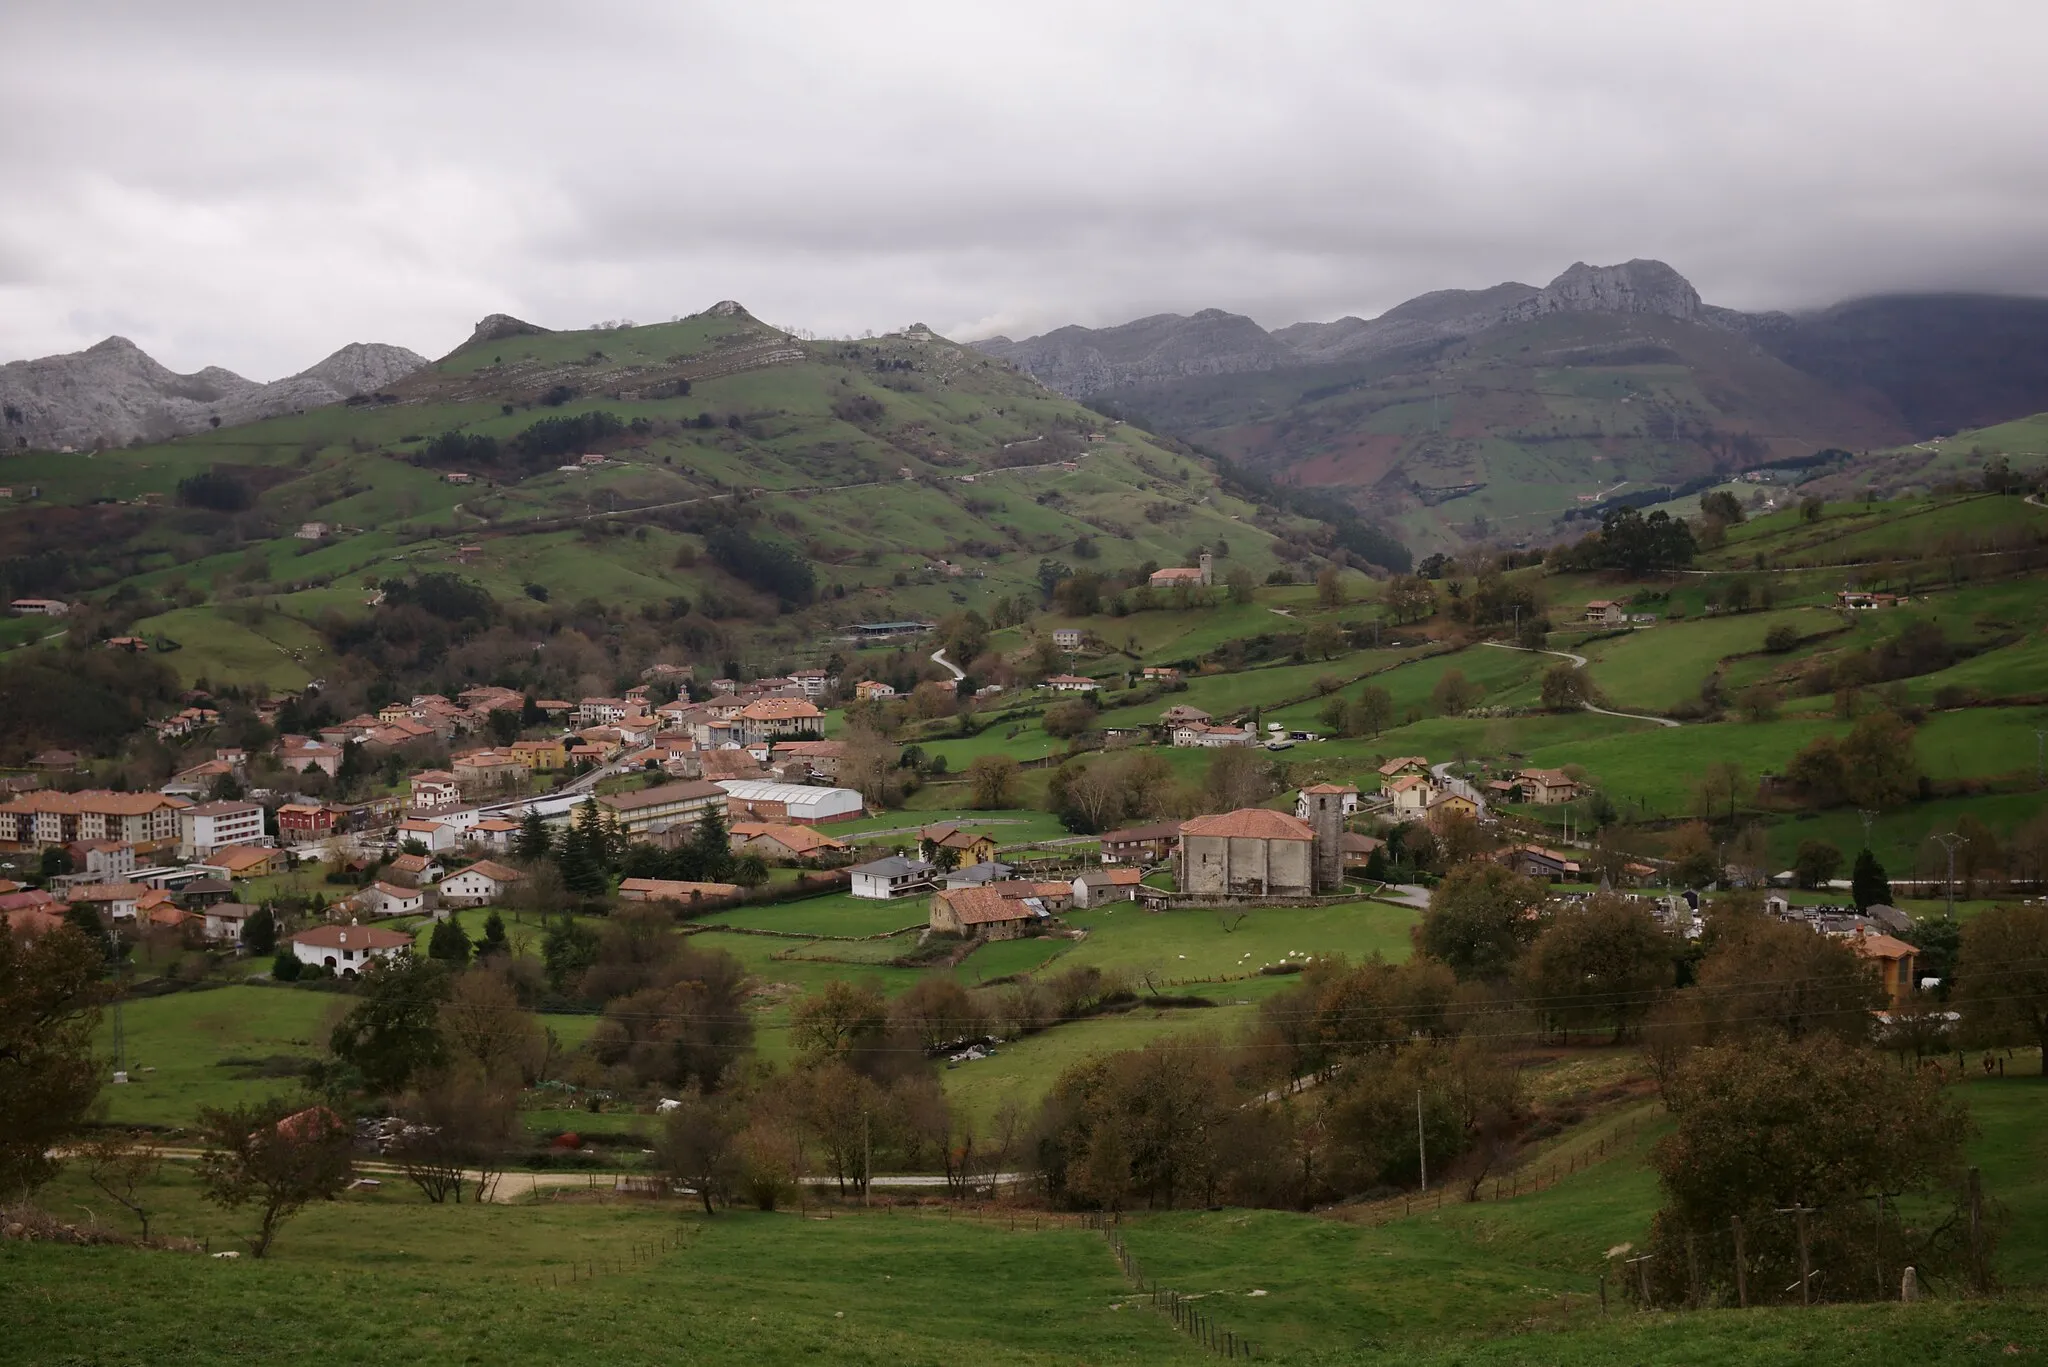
1852, 930, 1918, 1008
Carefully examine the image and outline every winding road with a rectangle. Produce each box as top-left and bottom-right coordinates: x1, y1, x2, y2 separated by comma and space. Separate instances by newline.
930, 647, 966, 682
1478, 640, 1682, 727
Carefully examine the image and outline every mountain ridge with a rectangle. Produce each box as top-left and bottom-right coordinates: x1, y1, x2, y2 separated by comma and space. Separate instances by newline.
0, 336, 429, 452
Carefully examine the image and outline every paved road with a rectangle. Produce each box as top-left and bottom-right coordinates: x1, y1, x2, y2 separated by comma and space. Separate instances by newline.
930, 647, 966, 682
1478, 640, 1681, 728
1428, 760, 1488, 817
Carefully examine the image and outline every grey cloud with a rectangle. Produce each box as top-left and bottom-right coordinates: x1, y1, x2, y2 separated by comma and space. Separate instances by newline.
2, 0, 2046, 375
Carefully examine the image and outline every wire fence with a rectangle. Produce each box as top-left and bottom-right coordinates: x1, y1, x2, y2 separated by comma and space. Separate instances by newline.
1089, 1212, 1259, 1359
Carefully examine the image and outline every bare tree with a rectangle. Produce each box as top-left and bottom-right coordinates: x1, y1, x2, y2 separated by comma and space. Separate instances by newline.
78, 1130, 164, 1241
196, 1101, 354, 1257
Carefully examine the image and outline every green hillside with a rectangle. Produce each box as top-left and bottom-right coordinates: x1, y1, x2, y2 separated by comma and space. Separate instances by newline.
1101, 311, 1909, 555
0, 307, 1342, 684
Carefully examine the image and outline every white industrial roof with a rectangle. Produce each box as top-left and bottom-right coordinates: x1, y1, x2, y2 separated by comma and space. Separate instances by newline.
715, 780, 858, 806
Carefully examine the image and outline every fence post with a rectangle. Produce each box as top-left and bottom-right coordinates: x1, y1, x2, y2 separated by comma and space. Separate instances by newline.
1686, 1232, 1701, 1309
1732, 1215, 1748, 1308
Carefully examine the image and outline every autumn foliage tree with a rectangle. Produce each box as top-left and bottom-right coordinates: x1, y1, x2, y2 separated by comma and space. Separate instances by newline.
0, 924, 104, 1195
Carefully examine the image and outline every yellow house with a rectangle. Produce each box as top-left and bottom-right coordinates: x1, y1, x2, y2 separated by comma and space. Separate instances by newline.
1852, 931, 1918, 1008
510, 738, 567, 771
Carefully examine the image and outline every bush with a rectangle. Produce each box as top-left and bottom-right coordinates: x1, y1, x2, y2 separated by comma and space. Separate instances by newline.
270, 952, 302, 982
175, 470, 252, 511
1763, 624, 1799, 653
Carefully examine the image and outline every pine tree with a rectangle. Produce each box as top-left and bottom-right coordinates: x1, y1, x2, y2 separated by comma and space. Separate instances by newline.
427, 915, 472, 965
477, 910, 509, 959
1851, 848, 1892, 910
557, 820, 607, 896
241, 905, 278, 955
688, 806, 735, 883
517, 810, 552, 861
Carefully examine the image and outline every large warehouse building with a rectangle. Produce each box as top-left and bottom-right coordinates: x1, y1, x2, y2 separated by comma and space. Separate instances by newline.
716, 779, 864, 825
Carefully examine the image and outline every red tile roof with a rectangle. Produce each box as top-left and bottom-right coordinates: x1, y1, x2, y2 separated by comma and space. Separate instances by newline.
1180, 809, 1314, 841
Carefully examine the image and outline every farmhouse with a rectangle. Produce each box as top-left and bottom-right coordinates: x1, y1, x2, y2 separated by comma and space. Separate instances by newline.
1052, 629, 1083, 650
1584, 600, 1627, 627
928, 886, 1050, 940
1177, 808, 1316, 897
387, 852, 442, 884
1377, 756, 1429, 779
944, 861, 1015, 889
1159, 705, 1211, 727
1173, 721, 1255, 748
357, 882, 425, 918
770, 739, 848, 781
729, 822, 848, 863
849, 855, 936, 899
1498, 844, 1581, 881
201, 902, 259, 943
920, 823, 999, 867
1148, 554, 1213, 589
288, 922, 412, 974
1383, 773, 1437, 815
1043, 674, 1100, 693
438, 864, 524, 909
1341, 831, 1386, 869
1071, 867, 1142, 908
1099, 821, 1181, 865
854, 679, 898, 702
1517, 768, 1580, 805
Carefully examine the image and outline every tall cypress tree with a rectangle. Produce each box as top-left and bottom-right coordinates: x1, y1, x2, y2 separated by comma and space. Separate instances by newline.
517, 809, 552, 861
427, 915, 472, 965
477, 910, 509, 959
1851, 848, 1892, 910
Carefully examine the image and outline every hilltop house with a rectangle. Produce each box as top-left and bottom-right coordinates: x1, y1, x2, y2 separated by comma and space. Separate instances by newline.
1052, 628, 1083, 650
1148, 554, 1213, 589
1518, 768, 1580, 805
1584, 600, 1627, 628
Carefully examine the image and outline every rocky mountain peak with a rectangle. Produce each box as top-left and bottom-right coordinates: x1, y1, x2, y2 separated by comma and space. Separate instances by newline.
467, 314, 547, 347
1522, 259, 1704, 322
702, 300, 749, 318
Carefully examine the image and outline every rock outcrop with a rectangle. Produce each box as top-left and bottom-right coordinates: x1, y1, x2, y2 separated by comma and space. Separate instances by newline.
0, 336, 427, 452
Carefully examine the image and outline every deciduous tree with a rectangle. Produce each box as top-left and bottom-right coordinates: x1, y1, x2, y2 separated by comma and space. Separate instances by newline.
196, 1100, 355, 1257
1955, 903, 2048, 1074
1416, 863, 1546, 982
0, 924, 104, 1195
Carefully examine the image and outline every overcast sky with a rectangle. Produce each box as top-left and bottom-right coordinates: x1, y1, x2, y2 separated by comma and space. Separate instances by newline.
5, 0, 2047, 377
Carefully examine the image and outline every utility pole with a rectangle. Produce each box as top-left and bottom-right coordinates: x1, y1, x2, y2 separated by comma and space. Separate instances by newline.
863, 1111, 872, 1208
1929, 831, 1967, 920
1416, 1089, 1427, 1194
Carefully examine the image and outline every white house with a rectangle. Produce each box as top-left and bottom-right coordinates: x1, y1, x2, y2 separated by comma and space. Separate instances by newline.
202, 902, 259, 943
1043, 674, 1099, 693
438, 860, 524, 907
357, 881, 425, 918
1296, 783, 1360, 820
288, 922, 412, 974
849, 855, 936, 899
396, 818, 459, 854
179, 801, 266, 859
